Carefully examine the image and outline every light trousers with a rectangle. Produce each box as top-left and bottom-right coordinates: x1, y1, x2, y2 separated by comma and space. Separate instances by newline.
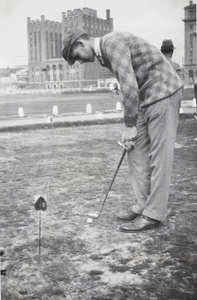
127, 88, 183, 221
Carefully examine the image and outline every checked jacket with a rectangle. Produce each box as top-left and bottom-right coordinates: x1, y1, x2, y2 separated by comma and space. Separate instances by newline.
99, 32, 184, 127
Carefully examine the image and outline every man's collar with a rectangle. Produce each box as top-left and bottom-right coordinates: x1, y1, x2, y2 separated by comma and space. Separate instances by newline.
94, 37, 106, 67
94, 38, 101, 56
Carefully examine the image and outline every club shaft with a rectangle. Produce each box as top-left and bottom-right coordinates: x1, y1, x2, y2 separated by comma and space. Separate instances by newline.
97, 148, 126, 216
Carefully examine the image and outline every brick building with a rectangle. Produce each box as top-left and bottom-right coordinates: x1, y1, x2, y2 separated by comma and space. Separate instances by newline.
183, 1, 197, 85
27, 8, 114, 89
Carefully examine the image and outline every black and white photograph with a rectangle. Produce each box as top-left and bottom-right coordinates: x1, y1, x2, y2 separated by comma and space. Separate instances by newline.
0, 0, 196, 299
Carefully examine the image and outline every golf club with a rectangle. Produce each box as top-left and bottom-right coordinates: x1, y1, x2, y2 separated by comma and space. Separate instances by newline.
88, 148, 127, 219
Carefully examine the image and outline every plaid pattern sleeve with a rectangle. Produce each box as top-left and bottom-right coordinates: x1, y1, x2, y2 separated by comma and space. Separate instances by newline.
102, 32, 183, 127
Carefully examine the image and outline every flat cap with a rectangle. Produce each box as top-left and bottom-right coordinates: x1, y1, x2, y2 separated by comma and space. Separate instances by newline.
62, 27, 87, 65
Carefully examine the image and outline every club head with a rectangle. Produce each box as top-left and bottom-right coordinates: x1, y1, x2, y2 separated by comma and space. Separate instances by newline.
88, 213, 99, 219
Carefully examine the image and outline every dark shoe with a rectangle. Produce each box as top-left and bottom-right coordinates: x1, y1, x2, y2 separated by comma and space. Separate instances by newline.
120, 216, 161, 232
117, 211, 140, 222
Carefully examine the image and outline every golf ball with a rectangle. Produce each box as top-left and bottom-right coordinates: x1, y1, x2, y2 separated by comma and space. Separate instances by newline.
87, 217, 93, 224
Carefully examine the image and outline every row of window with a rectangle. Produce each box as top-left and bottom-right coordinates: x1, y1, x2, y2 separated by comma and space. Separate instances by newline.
32, 65, 63, 73
29, 31, 62, 61
65, 64, 79, 70
64, 17, 110, 31
32, 73, 63, 82
31, 71, 80, 82
83, 19, 110, 31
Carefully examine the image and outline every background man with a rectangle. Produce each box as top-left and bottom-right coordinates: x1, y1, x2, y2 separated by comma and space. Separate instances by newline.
160, 39, 183, 79
62, 28, 183, 233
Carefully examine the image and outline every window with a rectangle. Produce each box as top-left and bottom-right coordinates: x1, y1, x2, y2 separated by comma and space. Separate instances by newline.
34, 32, 37, 62
69, 17, 73, 28
189, 10, 194, 19
189, 70, 194, 78
46, 32, 49, 59
50, 32, 53, 57
190, 34, 193, 48
60, 33, 62, 54
55, 32, 58, 57
39, 31, 42, 61
46, 66, 50, 81
53, 65, 56, 81
59, 64, 63, 81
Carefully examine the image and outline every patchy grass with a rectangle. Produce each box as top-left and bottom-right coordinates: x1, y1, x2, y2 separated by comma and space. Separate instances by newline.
0, 117, 197, 300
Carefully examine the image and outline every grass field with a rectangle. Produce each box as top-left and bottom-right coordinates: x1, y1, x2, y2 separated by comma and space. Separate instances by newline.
0, 93, 121, 119
0, 87, 195, 119
0, 116, 197, 300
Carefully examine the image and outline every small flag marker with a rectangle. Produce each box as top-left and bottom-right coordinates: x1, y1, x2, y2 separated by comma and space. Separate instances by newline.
47, 116, 54, 128
34, 195, 47, 256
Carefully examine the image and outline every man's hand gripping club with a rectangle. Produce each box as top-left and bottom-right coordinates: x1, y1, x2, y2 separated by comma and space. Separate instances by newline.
121, 126, 137, 151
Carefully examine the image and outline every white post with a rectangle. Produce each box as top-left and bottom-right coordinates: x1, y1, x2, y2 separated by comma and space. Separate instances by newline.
192, 98, 196, 107
179, 107, 183, 114
86, 104, 92, 114
52, 105, 58, 115
18, 107, 24, 117
116, 102, 122, 110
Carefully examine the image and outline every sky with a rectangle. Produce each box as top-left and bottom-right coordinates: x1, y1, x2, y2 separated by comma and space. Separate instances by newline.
0, 0, 195, 68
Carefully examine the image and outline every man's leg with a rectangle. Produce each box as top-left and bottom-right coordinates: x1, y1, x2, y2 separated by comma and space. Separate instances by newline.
127, 108, 151, 215
120, 88, 182, 221
142, 88, 182, 221
120, 88, 182, 232
117, 105, 151, 221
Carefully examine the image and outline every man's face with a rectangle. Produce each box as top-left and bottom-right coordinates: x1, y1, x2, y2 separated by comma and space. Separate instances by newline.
70, 42, 95, 64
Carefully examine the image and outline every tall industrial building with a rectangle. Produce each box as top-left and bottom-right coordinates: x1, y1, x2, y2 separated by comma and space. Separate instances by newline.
183, 1, 197, 85
27, 8, 114, 89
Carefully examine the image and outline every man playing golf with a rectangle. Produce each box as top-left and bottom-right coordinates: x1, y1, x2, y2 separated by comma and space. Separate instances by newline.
62, 28, 183, 232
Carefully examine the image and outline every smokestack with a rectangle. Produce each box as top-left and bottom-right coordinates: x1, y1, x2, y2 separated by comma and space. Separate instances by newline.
106, 9, 110, 20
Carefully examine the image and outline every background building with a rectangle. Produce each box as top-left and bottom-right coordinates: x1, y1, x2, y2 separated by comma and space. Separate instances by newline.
183, 0, 197, 85
27, 8, 114, 89
0, 66, 28, 93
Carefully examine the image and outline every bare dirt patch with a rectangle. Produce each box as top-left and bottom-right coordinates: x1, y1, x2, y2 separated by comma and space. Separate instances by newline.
1, 117, 197, 300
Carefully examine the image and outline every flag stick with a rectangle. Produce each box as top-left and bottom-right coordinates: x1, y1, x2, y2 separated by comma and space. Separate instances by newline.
39, 210, 41, 256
